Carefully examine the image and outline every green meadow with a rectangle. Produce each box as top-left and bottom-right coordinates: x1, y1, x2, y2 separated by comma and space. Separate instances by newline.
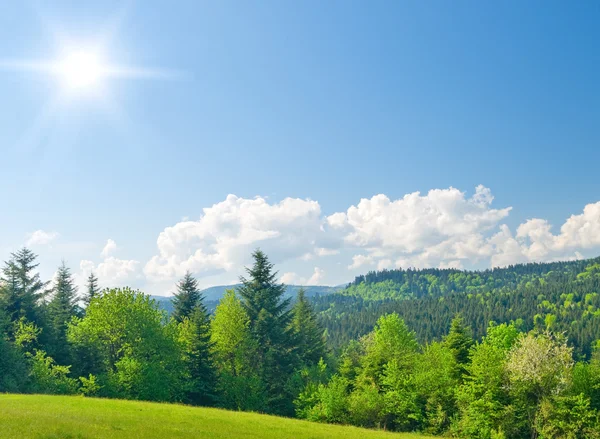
0, 394, 431, 439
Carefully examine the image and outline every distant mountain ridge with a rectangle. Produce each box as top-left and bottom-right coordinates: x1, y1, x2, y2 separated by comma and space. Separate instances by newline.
151, 284, 343, 314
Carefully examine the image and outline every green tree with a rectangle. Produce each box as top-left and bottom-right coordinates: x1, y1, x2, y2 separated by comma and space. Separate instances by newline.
210, 289, 265, 411
68, 288, 184, 402
0, 309, 28, 392
444, 315, 474, 378
84, 271, 100, 307
237, 249, 296, 414
290, 288, 326, 367
47, 262, 79, 364
0, 248, 48, 328
178, 304, 215, 406
172, 271, 202, 323
506, 332, 575, 437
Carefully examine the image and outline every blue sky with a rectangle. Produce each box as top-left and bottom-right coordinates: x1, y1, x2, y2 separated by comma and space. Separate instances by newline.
1, 1, 599, 294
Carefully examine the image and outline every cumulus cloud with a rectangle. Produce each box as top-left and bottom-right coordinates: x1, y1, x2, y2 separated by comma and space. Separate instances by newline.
140, 187, 600, 289
26, 230, 59, 246
79, 257, 140, 288
281, 267, 326, 285
101, 239, 118, 258
144, 194, 326, 282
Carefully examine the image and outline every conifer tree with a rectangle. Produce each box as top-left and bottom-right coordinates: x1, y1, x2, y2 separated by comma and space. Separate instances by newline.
444, 315, 474, 378
48, 261, 79, 364
291, 288, 326, 366
179, 305, 216, 406
0, 248, 47, 327
85, 271, 100, 306
172, 271, 202, 323
237, 249, 296, 415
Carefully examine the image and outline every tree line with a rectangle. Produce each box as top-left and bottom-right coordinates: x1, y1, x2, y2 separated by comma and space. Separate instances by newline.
1, 247, 600, 438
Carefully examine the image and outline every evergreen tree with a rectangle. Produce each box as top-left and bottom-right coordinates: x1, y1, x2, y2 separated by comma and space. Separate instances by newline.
178, 302, 215, 406
291, 288, 326, 366
172, 271, 202, 323
85, 272, 100, 306
47, 262, 79, 364
0, 248, 47, 327
237, 249, 296, 415
444, 315, 474, 378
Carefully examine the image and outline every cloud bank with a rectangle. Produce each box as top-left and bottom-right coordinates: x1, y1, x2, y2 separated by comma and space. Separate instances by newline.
29, 186, 595, 292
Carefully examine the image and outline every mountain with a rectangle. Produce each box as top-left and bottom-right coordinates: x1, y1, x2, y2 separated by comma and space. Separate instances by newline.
314, 257, 600, 356
152, 284, 343, 315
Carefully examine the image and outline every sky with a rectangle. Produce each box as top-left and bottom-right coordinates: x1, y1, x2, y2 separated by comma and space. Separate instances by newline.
0, 1, 599, 295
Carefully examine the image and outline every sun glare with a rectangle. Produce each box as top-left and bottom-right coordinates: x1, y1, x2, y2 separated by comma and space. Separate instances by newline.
58, 51, 103, 89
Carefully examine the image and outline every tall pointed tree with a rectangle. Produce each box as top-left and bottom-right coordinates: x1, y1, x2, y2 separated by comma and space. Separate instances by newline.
291, 288, 327, 366
179, 305, 215, 406
48, 261, 79, 364
237, 249, 296, 415
0, 248, 47, 327
85, 271, 100, 306
172, 271, 214, 405
172, 271, 202, 323
444, 315, 474, 379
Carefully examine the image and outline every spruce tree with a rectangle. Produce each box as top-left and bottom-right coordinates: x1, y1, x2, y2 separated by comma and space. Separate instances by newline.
0, 248, 47, 327
85, 271, 100, 306
444, 315, 474, 378
172, 271, 202, 323
237, 249, 296, 415
180, 305, 216, 406
48, 261, 79, 364
291, 288, 326, 366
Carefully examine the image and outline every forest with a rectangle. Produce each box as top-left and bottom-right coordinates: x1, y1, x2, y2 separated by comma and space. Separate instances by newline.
1, 247, 599, 438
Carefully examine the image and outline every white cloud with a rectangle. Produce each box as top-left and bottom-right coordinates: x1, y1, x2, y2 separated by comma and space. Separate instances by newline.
281, 267, 326, 286
144, 194, 326, 282
26, 230, 59, 246
307, 267, 325, 285
79, 256, 140, 288
135, 187, 600, 290
348, 254, 374, 270
101, 239, 118, 258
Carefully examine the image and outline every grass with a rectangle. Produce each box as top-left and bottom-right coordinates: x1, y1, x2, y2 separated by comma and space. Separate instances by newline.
0, 394, 432, 439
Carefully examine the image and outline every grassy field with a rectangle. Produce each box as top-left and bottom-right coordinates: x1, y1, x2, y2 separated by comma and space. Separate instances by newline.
0, 394, 432, 439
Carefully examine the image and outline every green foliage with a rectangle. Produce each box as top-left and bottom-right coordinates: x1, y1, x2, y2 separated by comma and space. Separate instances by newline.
84, 271, 100, 307
28, 350, 79, 395
67, 288, 184, 402
177, 305, 215, 405
291, 288, 327, 367
47, 261, 79, 364
535, 394, 600, 439
0, 248, 48, 329
237, 249, 297, 415
210, 289, 266, 411
172, 271, 203, 323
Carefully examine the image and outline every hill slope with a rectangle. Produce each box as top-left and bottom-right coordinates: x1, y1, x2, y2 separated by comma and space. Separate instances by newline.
152, 284, 343, 314
316, 257, 600, 355
0, 394, 430, 439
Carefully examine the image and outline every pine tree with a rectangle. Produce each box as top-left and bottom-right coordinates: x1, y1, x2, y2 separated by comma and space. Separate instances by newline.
48, 262, 79, 364
85, 272, 100, 306
444, 315, 474, 378
179, 305, 216, 406
172, 271, 202, 323
237, 249, 296, 415
0, 248, 47, 327
291, 288, 326, 366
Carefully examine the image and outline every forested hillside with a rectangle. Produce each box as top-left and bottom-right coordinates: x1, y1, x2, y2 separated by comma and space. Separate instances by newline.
316, 258, 600, 357
1, 248, 599, 438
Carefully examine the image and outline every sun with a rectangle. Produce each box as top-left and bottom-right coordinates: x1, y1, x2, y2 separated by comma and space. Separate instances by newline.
58, 51, 104, 90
